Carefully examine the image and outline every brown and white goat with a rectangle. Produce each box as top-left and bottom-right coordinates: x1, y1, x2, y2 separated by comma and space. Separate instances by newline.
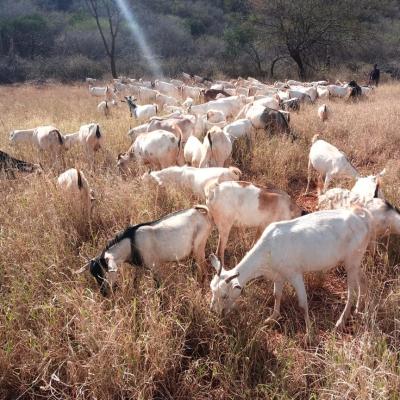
206, 180, 304, 265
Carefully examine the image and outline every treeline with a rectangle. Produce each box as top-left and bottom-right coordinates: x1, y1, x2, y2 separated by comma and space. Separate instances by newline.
1, 0, 399, 83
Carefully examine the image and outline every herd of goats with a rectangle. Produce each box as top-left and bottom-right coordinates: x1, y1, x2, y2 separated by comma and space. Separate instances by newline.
3, 73, 398, 338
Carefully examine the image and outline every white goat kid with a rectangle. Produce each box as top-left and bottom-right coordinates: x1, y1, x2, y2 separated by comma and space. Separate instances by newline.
209, 207, 374, 335
97, 100, 117, 116
77, 206, 212, 294
142, 165, 242, 199
206, 181, 303, 265
305, 135, 360, 194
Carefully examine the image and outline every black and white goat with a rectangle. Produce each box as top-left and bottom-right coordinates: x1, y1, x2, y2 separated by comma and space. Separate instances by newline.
76, 206, 212, 294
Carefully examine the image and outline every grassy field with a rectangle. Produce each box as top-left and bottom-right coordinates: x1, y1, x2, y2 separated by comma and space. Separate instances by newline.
0, 83, 399, 399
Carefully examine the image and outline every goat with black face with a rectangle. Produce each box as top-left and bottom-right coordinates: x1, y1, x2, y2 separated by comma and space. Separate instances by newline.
75, 206, 212, 295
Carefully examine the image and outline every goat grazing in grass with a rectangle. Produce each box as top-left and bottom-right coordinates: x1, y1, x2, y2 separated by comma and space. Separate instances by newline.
209, 207, 374, 336
76, 206, 212, 294
305, 135, 360, 194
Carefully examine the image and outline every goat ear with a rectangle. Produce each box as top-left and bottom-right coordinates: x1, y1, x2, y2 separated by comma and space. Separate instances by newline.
209, 253, 222, 276
225, 273, 239, 284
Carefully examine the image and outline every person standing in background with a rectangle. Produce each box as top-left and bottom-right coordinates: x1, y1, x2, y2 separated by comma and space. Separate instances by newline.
369, 64, 380, 86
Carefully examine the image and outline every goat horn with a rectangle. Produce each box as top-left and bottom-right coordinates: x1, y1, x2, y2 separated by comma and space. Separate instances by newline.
209, 253, 222, 276
225, 273, 239, 284
73, 263, 89, 274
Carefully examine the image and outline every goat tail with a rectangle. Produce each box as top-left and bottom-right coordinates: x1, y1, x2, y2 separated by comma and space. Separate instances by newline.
175, 126, 183, 161
228, 166, 242, 178
54, 130, 64, 145
77, 169, 83, 190
311, 134, 320, 144
95, 124, 101, 138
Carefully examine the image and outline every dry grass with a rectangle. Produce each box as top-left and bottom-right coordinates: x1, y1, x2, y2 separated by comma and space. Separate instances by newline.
0, 83, 400, 399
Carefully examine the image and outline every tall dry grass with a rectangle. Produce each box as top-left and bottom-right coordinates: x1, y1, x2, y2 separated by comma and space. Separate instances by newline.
0, 83, 399, 399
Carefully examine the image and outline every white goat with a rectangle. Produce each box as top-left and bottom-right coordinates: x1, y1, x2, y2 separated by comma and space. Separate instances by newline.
327, 85, 351, 98
124, 96, 157, 122
318, 169, 385, 212
184, 135, 203, 167
318, 104, 328, 121
76, 206, 212, 294
317, 86, 330, 98
89, 86, 115, 101
127, 123, 150, 142
138, 87, 158, 103
57, 168, 95, 220
223, 118, 253, 142
89, 86, 108, 97
305, 135, 360, 194
207, 110, 226, 123
206, 180, 303, 265
155, 93, 179, 109
10, 126, 64, 152
118, 129, 183, 171
199, 127, 233, 168
142, 165, 242, 199
97, 100, 117, 116
182, 97, 194, 109
209, 207, 374, 334
318, 189, 400, 245
351, 169, 386, 200
63, 123, 103, 156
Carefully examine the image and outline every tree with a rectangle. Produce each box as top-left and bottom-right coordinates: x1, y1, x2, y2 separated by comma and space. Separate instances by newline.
85, 0, 121, 78
224, 17, 267, 76
250, 0, 375, 79
0, 14, 53, 59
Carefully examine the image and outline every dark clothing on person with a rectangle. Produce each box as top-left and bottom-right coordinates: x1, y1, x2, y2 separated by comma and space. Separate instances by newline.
369, 65, 380, 86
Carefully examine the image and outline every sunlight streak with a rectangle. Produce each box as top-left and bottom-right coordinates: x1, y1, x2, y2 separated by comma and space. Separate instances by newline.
115, 0, 163, 78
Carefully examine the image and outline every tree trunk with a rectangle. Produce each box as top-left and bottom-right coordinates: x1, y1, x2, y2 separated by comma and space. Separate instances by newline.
290, 50, 306, 80
270, 56, 286, 79
110, 36, 117, 78
325, 43, 331, 71
110, 53, 117, 78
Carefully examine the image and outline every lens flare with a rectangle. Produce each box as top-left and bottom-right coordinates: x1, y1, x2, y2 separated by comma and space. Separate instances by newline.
115, 0, 163, 78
